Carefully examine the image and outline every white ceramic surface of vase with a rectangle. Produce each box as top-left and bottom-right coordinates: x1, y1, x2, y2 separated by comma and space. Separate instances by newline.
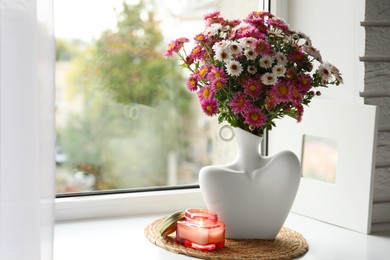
199, 127, 301, 239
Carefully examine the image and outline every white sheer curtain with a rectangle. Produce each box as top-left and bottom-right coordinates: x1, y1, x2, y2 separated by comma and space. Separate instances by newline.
0, 0, 55, 259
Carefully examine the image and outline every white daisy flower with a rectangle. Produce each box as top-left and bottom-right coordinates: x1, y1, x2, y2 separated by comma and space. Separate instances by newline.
259, 56, 274, 69
272, 64, 286, 77
238, 37, 256, 48
205, 23, 223, 36
329, 63, 343, 84
229, 42, 242, 55
319, 62, 332, 80
214, 49, 232, 62
275, 52, 288, 65
261, 73, 278, 85
244, 48, 257, 60
247, 65, 257, 74
212, 40, 229, 53
225, 60, 243, 77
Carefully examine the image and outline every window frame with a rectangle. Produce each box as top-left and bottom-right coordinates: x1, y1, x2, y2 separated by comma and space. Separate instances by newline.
55, 186, 204, 222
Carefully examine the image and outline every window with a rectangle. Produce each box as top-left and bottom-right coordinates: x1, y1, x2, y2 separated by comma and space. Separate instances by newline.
54, 0, 262, 195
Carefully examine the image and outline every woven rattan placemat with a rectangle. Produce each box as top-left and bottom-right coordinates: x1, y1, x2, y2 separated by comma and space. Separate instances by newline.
145, 217, 308, 260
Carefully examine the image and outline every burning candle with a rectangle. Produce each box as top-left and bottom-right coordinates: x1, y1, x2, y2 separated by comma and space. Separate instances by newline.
176, 208, 225, 251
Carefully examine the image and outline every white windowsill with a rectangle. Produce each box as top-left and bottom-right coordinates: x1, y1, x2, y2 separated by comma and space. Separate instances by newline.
54, 211, 390, 260
55, 188, 205, 222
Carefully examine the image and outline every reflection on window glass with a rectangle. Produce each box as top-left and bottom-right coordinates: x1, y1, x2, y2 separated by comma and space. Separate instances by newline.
54, 0, 240, 193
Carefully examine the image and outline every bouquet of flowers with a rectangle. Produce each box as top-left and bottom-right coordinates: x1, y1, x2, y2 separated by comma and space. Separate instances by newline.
164, 11, 343, 136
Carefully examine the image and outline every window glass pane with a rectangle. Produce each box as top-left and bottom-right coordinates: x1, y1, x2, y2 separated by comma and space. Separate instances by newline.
54, 0, 257, 194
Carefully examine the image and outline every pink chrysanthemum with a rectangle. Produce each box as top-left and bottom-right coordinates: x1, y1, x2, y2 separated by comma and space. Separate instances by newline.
244, 12, 270, 33
265, 95, 277, 111
243, 106, 267, 128
267, 17, 289, 31
235, 24, 256, 38
294, 104, 304, 122
211, 79, 227, 89
298, 74, 312, 92
196, 65, 210, 80
163, 37, 189, 58
194, 33, 207, 43
288, 49, 306, 66
254, 39, 272, 55
197, 85, 215, 101
201, 98, 218, 116
271, 80, 292, 103
208, 66, 227, 82
228, 92, 251, 114
291, 86, 303, 106
285, 68, 297, 80
189, 45, 206, 61
203, 11, 224, 26
186, 75, 199, 92
243, 79, 262, 99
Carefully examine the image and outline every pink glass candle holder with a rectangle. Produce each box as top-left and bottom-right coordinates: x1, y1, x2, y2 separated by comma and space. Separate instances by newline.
176, 208, 225, 251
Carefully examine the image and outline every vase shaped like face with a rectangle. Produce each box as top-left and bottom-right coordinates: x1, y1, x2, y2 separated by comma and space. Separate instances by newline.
199, 127, 301, 239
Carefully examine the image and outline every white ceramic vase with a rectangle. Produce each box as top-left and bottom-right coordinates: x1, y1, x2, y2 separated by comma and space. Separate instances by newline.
199, 126, 301, 239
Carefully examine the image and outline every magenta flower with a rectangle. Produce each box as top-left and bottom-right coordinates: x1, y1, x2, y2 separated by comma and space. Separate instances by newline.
211, 79, 227, 90
236, 25, 263, 39
266, 17, 289, 31
201, 98, 218, 116
243, 106, 267, 128
204, 11, 221, 22
163, 37, 189, 58
198, 85, 215, 101
291, 86, 303, 106
196, 65, 210, 80
194, 33, 207, 43
243, 79, 262, 99
254, 39, 272, 55
207, 66, 227, 83
294, 104, 304, 123
228, 92, 251, 115
186, 75, 199, 92
188, 45, 206, 61
271, 80, 292, 104
297, 74, 312, 92
288, 49, 305, 67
